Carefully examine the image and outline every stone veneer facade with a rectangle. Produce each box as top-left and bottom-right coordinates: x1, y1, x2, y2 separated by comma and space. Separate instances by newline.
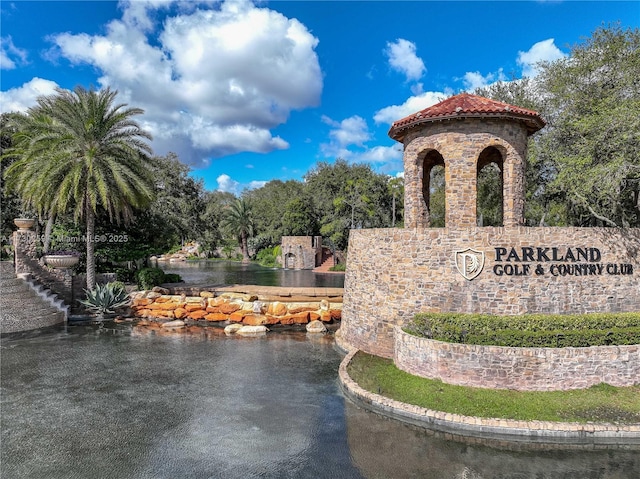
280, 236, 323, 269
402, 120, 528, 228
394, 328, 640, 391
340, 226, 640, 359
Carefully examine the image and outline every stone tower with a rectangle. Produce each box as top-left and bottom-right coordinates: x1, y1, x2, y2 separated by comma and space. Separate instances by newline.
388, 93, 545, 228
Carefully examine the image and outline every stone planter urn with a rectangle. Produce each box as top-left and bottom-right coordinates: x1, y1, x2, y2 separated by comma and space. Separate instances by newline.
14, 218, 35, 231
44, 255, 80, 269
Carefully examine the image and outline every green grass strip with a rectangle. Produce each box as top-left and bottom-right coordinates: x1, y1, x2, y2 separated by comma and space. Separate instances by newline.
347, 352, 640, 425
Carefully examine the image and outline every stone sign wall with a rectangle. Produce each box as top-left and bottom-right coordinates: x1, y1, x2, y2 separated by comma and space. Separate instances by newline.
340, 226, 640, 358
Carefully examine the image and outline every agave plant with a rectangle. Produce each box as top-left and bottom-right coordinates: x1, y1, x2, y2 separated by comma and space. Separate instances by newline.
79, 282, 130, 316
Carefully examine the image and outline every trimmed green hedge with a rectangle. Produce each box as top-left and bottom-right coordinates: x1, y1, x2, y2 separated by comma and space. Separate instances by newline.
136, 268, 183, 290
404, 312, 640, 347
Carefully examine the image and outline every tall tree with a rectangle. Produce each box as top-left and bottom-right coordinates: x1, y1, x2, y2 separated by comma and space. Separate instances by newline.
4, 86, 155, 288
220, 197, 254, 262
536, 24, 640, 227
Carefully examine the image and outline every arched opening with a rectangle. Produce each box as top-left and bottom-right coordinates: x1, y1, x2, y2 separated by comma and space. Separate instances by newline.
476, 146, 504, 226
422, 150, 446, 227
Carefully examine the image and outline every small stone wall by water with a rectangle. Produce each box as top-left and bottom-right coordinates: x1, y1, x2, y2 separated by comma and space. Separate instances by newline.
394, 328, 640, 391
131, 286, 342, 326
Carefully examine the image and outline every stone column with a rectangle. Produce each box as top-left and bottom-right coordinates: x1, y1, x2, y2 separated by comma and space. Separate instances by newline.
13, 230, 37, 276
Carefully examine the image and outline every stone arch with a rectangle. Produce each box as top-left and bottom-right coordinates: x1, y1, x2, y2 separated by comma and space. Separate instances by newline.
420, 149, 446, 227
476, 145, 505, 226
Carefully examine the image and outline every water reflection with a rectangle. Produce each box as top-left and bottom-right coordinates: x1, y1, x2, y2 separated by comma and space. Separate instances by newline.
1, 324, 637, 479
158, 260, 345, 288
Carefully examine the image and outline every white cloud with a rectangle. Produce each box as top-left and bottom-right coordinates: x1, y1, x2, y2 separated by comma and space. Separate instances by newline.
0, 78, 59, 112
216, 173, 266, 194
216, 173, 240, 194
322, 115, 370, 148
385, 38, 426, 82
1, 36, 28, 70
15, 0, 322, 166
373, 90, 449, 125
517, 38, 566, 77
461, 69, 506, 91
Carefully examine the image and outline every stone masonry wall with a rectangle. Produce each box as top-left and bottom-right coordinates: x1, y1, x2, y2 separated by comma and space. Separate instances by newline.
131, 289, 342, 326
281, 236, 323, 269
402, 119, 529, 229
340, 226, 640, 358
394, 328, 640, 391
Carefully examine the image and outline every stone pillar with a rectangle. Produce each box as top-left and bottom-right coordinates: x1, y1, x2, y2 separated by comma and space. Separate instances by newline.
13, 230, 37, 276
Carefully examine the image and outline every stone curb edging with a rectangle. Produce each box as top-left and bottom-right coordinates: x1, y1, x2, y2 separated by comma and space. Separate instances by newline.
338, 348, 640, 445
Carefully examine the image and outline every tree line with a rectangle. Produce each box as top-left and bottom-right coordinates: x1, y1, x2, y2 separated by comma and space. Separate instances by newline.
1, 24, 638, 289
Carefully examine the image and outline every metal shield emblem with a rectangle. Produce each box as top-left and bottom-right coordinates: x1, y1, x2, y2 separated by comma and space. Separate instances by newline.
454, 248, 485, 280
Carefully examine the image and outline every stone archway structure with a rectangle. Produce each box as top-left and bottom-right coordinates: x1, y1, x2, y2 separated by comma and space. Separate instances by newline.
389, 93, 545, 228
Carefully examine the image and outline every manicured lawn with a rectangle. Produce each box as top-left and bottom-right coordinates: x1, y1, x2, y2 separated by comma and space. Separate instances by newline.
347, 352, 640, 424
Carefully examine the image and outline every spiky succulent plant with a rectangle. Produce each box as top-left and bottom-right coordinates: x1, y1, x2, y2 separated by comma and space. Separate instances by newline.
79, 282, 130, 314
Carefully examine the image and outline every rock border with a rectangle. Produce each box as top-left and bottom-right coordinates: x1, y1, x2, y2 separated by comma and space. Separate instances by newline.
338, 347, 640, 446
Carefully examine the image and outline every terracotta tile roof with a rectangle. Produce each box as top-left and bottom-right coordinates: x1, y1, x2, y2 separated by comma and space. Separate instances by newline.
388, 93, 546, 141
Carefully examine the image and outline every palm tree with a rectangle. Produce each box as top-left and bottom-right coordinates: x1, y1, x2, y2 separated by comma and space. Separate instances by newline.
4, 86, 154, 289
220, 198, 254, 262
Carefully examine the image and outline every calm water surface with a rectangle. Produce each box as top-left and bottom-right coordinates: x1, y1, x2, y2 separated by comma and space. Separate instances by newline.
158, 260, 345, 288
1, 324, 638, 479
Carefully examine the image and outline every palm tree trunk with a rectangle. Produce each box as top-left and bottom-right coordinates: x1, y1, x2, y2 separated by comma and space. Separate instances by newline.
241, 232, 250, 263
86, 203, 96, 290
43, 212, 55, 253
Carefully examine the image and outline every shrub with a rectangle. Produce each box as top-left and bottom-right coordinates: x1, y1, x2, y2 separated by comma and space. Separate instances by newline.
136, 267, 167, 290
79, 282, 130, 315
329, 263, 346, 272
404, 312, 640, 347
163, 273, 183, 283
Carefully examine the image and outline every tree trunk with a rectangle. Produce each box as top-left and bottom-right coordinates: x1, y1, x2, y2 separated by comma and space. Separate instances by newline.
43, 212, 55, 253
86, 204, 96, 290
240, 232, 250, 263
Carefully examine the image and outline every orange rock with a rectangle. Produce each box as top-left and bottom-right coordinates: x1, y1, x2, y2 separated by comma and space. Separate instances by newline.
265, 314, 282, 325
133, 298, 152, 307
320, 311, 332, 322
185, 303, 205, 312
134, 309, 150, 317
330, 309, 342, 320
309, 312, 321, 322
188, 310, 207, 320
174, 308, 187, 319
242, 314, 267, 326
159, 302, 180, 311
279, 315, 295, 325
292, 312, 310, 324
287, 305, 317, 314
228, 311, 245, 322
219, 302, 241, 314
206, 306, 220, 313
154, 296, 171, 303
205, 313, 228, 322
266, 302, 288, 316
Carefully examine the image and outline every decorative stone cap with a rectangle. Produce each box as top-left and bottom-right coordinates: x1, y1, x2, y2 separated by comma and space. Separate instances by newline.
388, 93, 546, 141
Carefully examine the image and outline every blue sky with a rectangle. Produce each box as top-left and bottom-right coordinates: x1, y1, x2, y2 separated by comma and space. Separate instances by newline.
2, 1, 639, 194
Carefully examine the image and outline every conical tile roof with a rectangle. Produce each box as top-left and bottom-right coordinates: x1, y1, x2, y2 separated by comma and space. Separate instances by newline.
388, 93, 545, 141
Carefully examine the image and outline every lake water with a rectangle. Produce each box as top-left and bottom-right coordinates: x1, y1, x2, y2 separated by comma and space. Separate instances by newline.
1, 323, 638, 479
157, 260, 345, 288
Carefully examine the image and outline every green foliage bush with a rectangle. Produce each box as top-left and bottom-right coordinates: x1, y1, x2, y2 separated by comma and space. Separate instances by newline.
329, 263, 346, 272
256, 245, 281, 267
404, 312, 640, 347
135, 267, 183, 289
163, 273, 183, 283
136, 267, 167, 290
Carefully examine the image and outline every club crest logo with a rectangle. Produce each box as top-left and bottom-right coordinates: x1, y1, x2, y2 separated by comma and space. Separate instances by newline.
454, 248, 485, 280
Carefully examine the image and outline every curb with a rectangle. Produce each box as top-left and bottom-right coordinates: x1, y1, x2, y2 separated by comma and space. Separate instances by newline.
338, 348, 640, 446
